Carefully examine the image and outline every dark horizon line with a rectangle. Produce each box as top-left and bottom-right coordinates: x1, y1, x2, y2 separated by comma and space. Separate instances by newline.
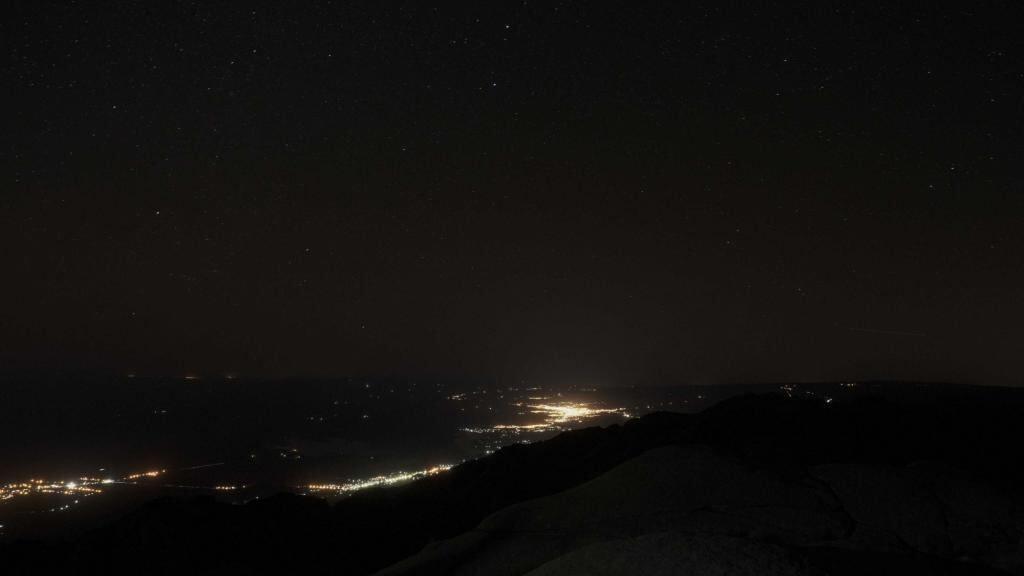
0, 371, 1014, 390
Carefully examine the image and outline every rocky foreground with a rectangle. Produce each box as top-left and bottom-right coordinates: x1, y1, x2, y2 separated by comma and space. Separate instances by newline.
382, 443, 1021, 575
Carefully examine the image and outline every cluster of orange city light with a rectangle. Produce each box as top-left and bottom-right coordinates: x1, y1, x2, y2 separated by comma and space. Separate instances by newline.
1, 468, 168, 509
461, 401, 628, 435
125, 469, 166, 481
0, 478, 104, 502
3, 400, 636, 521
305, 464, 453, 495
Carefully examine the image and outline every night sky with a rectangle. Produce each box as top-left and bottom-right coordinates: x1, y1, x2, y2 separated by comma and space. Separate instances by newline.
2, 2, 1022, 385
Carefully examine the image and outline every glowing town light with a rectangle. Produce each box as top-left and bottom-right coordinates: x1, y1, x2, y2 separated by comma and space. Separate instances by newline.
125, 469, 165, 481
305, 464, 453, 495
463, 401, 627, 435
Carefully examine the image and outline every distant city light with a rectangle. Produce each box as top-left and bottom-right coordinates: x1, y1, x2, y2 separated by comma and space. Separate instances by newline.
305, 464, 453, 495
462, 401, 627, 435
2, 387, 648, 530
125, 469, 166, 481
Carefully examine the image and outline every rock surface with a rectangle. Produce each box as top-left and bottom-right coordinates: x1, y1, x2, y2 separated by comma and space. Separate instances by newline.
378, 445, 1021, 575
